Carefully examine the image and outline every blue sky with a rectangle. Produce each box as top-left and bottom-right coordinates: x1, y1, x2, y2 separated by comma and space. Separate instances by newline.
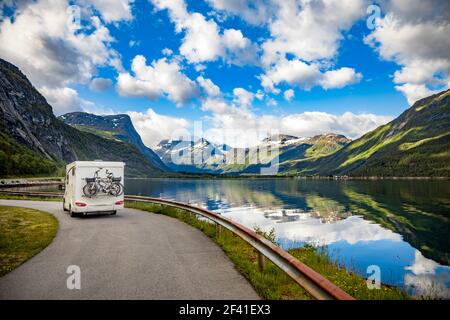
92, 15, 401, 113
1, 0, 448, 147
85, 0, 406, 115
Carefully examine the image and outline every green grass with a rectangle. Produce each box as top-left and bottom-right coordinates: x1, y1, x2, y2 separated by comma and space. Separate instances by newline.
0, 205, 58, 277
399, 132, 450, 151
71, 125, 119, 141
340, 127, 420, 168
304, 135, 349, 159
126, 201, 409, 300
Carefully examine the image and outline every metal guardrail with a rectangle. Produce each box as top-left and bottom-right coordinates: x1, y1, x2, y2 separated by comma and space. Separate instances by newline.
0, 190, 355, 300
0, 190, 64, 197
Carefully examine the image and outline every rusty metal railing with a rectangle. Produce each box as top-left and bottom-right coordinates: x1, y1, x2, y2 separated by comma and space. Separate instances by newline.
0, 190, 355, 300
0, 190, 64, 197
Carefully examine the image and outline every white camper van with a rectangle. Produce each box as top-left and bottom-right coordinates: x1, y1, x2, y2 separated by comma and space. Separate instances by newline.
63, 161, 125, 217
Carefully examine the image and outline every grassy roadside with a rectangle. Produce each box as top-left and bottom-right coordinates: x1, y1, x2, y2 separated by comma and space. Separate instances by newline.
0, 205, 58, 277
126, 201, 408, 300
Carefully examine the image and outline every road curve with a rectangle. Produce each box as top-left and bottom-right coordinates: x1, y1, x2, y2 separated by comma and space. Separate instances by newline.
0, 200, 259, 300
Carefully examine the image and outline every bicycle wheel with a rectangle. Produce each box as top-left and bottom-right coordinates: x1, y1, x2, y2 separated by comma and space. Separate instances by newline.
118, 182, 124, 196
109, 182, 123, 196
83, 182, 98, 197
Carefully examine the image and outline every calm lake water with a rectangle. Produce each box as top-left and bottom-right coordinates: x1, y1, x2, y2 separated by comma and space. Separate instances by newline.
24, 178, 450, 298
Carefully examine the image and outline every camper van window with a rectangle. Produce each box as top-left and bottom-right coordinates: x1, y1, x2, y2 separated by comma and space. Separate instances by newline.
66, 174, 69, 184
72, 168, 75, 176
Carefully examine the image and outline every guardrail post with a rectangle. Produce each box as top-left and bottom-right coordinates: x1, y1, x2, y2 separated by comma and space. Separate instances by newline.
215, 223, 222, 238
258, 251, 266, 272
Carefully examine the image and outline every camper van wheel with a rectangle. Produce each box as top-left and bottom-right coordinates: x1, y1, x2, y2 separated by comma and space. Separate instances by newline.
69, 205, 78, 218
63, 199, 68, 212
110, 210, 117, 215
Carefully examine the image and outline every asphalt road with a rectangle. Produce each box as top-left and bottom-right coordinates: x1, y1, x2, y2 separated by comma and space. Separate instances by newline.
0, 200, 259, 300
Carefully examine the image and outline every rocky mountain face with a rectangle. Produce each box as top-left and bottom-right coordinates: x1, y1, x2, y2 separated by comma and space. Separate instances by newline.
0, 58, 77, 163
59, 112, 168, 171
285, 89, 450, 176
154, 134, 350, 174
0, 58, 165, 177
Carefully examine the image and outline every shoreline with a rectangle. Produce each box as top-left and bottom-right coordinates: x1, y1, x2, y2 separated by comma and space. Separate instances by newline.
0, 175, 448, 188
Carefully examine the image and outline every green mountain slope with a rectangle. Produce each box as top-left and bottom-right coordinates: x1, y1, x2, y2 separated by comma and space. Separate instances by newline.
0, 132, 60, 176
284, 89, 450, 177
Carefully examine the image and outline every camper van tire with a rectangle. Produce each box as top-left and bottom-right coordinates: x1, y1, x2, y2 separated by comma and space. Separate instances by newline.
63, 198, 68, 211
69, 205, 81, 218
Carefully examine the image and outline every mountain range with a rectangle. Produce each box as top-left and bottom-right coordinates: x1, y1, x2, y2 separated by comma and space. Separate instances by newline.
154, 134, 350, 174
0, 57, 449, 178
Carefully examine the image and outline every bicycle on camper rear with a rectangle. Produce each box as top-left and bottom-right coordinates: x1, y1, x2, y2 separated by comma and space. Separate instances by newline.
82, 168, 123, 197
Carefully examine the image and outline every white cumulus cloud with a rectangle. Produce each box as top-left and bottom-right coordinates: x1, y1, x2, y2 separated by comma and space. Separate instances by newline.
197, 76, 221, 97
128, 108, 190, 147
116, 55, 198, 105
261, 59, 362, 92
365, 0, 450, 105
81, 0, 134, 23
320, 68, 363, 90
199, 87, 391, 147
207, 0, 367, 95
261, 0, 368, 65
284, 89, 294, 101
0, 0, 118, 87
40, 86, 95, 116
150, 0, 257, 65
206, 0, 271, 25
0, 0, 123, 114
232, 88, 254, 108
